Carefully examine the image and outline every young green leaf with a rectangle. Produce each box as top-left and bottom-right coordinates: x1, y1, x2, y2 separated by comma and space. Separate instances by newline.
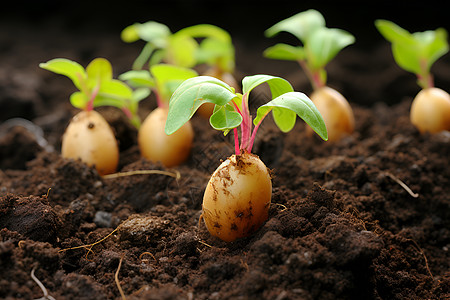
307, 27, 355, 71
39, 58, 86, 89
210, 104, 243, 132
265, 9, 325, 42
254, 91, 328, 139
165, 76, 237, 135
263, 44, 305, 61
119, 70, 155, 88
242, 74, 293, 98
86, 58, 113, 84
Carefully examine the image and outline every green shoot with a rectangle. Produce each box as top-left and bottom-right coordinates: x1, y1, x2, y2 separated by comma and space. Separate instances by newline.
375, 19, 449, 89
264, 9, 355, 90
165, 75, 328, 155
39, 58, 149, 129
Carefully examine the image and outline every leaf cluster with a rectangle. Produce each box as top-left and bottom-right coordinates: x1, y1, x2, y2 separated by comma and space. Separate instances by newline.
121, 22, 235, 72
165, 75, 328, 141
264, 9, 354, 86
39, 58, 147, 118
375, 20, 449, 88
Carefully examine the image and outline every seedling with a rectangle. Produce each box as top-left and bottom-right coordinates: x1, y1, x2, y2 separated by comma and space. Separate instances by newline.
165, 75, 328, 241
264, 9, 355, 141
39, 58, 138, 175
120, 64, 198, 167
375, 20, 450, 133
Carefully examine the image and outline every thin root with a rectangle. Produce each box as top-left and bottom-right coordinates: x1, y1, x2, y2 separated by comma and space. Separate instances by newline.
385, 172, 419, 198
139, 251, 157, 263
59, 226, 121, 260
115, 255, 127, 300
273, 203, 287, 212
102, 169, 181, 180
31, 266, 56, 300
407, 239, 434, 280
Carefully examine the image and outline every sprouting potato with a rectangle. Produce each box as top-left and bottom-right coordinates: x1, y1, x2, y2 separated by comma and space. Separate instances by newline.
410, 87, 450, 133
138, 107, 194, 167
202, 153, 272, 242
307, 86, 355, 142
62, 110, 119, 175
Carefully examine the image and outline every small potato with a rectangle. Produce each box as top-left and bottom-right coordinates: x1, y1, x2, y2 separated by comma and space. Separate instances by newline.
196, 68, 239, 118
202, 152, 272, 242
410, 87, 450, 133
62, 110, 119, 175
307, 86, 355, 142
138, 107, 194, 167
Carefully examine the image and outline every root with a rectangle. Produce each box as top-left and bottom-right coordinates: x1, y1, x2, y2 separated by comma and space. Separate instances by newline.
115, 255, 127, 300
273, 203, 287, 212
102, 169, 180, 180
58, 225, 121, 260
384, 172, 419, 198
139, 251, 157, 263
31, 266, 56, 300
407, 239, 434, 280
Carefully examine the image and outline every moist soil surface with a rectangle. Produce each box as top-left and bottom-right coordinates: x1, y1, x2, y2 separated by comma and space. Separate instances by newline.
0, 4, 449, 300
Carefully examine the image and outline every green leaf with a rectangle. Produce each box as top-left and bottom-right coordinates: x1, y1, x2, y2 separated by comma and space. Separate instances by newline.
86, 58, 112, 83
165, 76, 237, 135
254, 91, 328, 140
265, 9, 325, 42
209, 104, 243, 131
307, 27, 355, 70
242, 74, 293, 98
263, 43, 305, 61
166, 34, 198, 67
119, 70, 155, 88
150, 64, 198, 102
69, 91, 88, 109
176, 24, 231, 43
39, 58, 86, 90
196, 38, 235, 72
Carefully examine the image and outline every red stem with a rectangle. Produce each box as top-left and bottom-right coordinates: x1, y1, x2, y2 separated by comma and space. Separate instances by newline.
234, 127, 240, 155
86, 84, 100, 111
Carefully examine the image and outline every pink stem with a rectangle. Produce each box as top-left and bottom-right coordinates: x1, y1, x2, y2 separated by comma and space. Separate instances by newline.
86, 84, 100, 111
234, 127, 240, 155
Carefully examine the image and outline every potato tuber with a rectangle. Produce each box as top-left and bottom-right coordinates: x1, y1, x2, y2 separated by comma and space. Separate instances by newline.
307, 86, 355, 142
410, 87, 450, 133
62, 110, 119, 175
202, 153, 272, 242
138, 107, 194, 167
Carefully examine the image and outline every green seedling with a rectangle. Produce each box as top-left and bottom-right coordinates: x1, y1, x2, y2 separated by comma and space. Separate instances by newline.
39, 58, 140, 175
165, 75, 328, 241
264, 9, 355, 141
120, 64, 198, 167
375, 19, 450, 133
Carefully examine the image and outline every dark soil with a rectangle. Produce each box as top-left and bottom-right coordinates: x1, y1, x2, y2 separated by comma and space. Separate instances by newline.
0, 3, 449, 299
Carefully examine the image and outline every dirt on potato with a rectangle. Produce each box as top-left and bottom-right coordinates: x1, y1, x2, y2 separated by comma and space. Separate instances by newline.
0, 3, 449, 300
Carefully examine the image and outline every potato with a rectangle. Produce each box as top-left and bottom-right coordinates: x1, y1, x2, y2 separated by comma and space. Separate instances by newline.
61, 110, 119, 175
138, 107, 194, 167
410, 87, 450, 133
307, 86, 355, 142
202, 152, 272, 242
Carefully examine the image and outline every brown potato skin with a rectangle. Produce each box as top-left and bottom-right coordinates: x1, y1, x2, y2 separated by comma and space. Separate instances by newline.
202, 152, 272, 242
196, 67, 239, 118
307, 86, 355, 142
61, 110, 119, 175
138, 107, 194, 167
410, 87, 450, 133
